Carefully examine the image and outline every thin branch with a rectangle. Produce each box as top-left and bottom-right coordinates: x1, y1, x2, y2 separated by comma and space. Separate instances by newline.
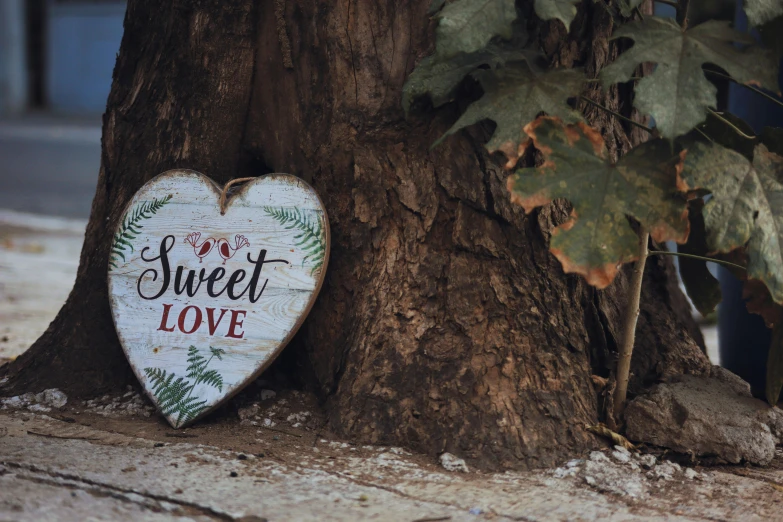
648, 250, 746, 271
677, 0, 691, 28
634, 6, 644, 21
614, 228, 650, 420
704, 69, 783, 111
580, 96, 654, 134
694, 126, 714, 142
707, 109, 756, 140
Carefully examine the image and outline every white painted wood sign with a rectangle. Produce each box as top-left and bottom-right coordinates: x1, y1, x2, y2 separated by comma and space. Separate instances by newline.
107, 170, 329, 428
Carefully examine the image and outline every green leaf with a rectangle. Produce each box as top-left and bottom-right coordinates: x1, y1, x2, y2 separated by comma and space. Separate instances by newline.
601, 17, 779, 139
402, 44, 530, 115
767, 321, 783, 405
435, 0, 517, 58
534, 0, 580, 28
437, 62, 585, 167
616, 0, 643, 18
678, 199, 722, 316
680, 141, 783, 303
507, 117, 690, 288
745, 0, 783, 27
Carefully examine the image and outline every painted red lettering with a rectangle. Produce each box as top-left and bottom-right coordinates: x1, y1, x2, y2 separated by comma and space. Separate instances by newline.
157, 303, 176, 332
177, 305, 203, 334
206, 307, 228, 335
226, 310, 247, 339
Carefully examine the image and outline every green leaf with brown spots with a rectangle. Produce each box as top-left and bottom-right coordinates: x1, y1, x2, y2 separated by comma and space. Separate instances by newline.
402, 44, 531, 116
534, 0, 580, 29
435, 0, 518, 58
507, 117, 690, 288
744, 0, 783, 27
436, 62, 585, 167
680, 141, 783, 304
600, 17, 779, 139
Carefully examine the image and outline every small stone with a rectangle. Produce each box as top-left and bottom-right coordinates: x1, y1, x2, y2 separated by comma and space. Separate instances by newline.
260, 389, 276, 401
565, 459, 583, 468
684, 468, 700, 480
637, 454, 657, 469
584, 476, 597, 486
154, 442, 165, 448
237, 454, 247, 460
650, 460, 681, 480
230, 471, 238, 477
611, 450, 631, 463
439, 452, 469, 473
469, 507, 483, 515
589, 451, 610, 463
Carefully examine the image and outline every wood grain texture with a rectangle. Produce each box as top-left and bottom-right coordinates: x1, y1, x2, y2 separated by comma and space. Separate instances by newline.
107, 170, 329, 427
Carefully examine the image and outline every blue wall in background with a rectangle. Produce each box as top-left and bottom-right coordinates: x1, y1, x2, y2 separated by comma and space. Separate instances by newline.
47, 1, 126, 114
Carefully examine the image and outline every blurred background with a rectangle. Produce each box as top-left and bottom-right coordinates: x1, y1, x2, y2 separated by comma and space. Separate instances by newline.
0, 0, 776, 392
0, 0, 125, 362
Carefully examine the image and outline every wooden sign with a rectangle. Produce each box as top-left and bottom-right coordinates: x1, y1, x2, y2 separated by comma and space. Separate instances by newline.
107, 170, 329, 428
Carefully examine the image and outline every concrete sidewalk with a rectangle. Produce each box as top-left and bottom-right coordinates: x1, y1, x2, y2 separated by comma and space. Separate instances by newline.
2, 409, 783, 521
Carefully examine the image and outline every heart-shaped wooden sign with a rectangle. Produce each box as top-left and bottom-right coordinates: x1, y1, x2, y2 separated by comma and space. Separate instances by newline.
107, 170, 329, 428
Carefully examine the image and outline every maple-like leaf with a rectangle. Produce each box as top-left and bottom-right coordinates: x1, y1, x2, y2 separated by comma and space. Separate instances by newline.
745, 0, 783, 27
435, 0, 518, 58
507, 117, 690, 288
601, 17, 779, 139
680, 141, 783, 304
402, 45, 530, 116
534, 0, 580, 29
437, 62, 584, 167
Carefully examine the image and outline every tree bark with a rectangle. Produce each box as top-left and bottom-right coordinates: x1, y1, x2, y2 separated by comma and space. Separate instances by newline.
1, 0, 711, 470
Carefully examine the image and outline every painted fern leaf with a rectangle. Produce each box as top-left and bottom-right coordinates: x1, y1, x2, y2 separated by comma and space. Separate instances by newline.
109, 194, 172, 270
264, 206, 326, 276
143, 345, 226, 428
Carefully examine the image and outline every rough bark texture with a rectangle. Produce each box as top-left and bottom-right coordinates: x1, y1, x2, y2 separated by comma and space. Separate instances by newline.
1, 0, 711, 470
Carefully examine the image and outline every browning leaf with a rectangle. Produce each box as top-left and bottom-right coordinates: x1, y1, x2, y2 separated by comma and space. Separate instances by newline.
507, 117, 690, 288
600, 17, 779, 139
435, 0, 518, 58
402, 45, 531, 116
744, 0, 783, 27
680, 142, 783, 303
585, 424, 636, 450
437, 62, 585, 167
743, 279, 783, 328
679, 199, 722, 317
534, 0, 580, 29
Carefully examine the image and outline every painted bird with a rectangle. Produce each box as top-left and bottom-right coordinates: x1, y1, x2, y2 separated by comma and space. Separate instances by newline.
184, 232, 216, 263
217, 234, 250, 264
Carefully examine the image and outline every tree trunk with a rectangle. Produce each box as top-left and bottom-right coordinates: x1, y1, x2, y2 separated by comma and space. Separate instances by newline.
1, 0, 710, 470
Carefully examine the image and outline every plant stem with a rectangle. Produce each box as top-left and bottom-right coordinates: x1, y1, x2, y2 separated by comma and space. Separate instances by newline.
613, 227, 650, 420
677, 0, 691, 27
707, 109, 756, 139
580, 96, 654, 134
704, 69, 783, 110
647, 250, 746, 271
